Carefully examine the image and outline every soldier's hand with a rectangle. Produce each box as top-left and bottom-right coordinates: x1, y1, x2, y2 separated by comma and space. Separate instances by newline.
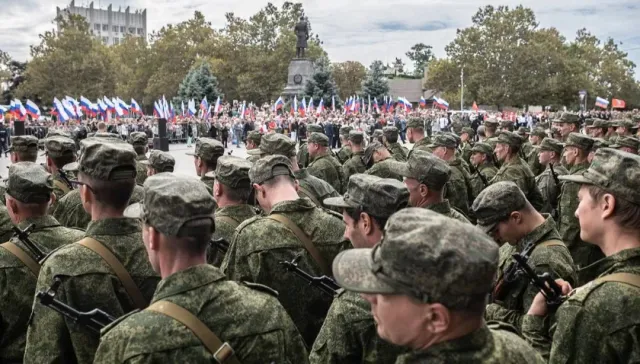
527, 279, 572, 316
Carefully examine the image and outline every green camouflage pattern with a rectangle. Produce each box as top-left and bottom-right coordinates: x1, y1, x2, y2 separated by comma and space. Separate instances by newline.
8, 135, 38, 153
294, 169, 340, 208
77, 139, 137, 181
365, 157, 403, 182
44, 136, 76, 158
552, 112, 580, 125
348, 131, 364, 144
24, 218, 160, 364
135, 155, 148, 186
406, 117, 424, 130
425, 200, 471, 224
246, 130, 262, 145
208, 204, 257, 267
564, 133, 594, 151
94, 265, 309, 364
249, 155, 295, 185
473, 181, 527, 232
200, 175, 215, 196
5, 162, 53, 204
388, 150, 449, 188
387, 142, 409, 162
444, 158, 472, 217
142, 150, 175, 173
460, 141, 474, 164
430, 134, 458, 149
186, 137, 225, 162
490, 157, 545, 211
0, 206, 13, 243
535, 164, 569, 217
342, 150, 367, 183
406, 137, 432, 158
297, 141, 311, 168
336, 146, 353, 164
308, 132, 330, 147
208, 155, 252, 189
127, 132, 148, 146
256, 133, 297, 158
470, 163, 499, 200
307, 153, 345, 194
324, 174, 409, 218
527, 146, 544, 176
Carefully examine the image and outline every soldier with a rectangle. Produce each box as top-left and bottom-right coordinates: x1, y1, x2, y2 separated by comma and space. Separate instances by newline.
0, 163, 85, 363
459, 127, 475, 163
535, 138, 569, 218
0, 135, 39, 205
527, 128, 546, 176
342, 130, 367, 183
363, 141, 403, 181
307, 132, 345, 193
332, 208, 544, 363
557, 132, 604, 268
141, 150, 175, 176
186, 137, 225, 195
245, 130, 262, 164
128, 131, 149, 186
310, 174, 409, 363
518, 127, 534, 158
472, 181, 577, 334
610, 136, 640, 155
382, 126, 408, 162
406, 117, 431, 158
43, 136, 77, 205
483, 118, 500, 150
429, 134, 473, 217
391, 150, 470, 223
335, 125, 353, 164
24, 140, 160, 364
298, 124, 323, 168
555, 112, 581, 142
491, 131, 544, 211
221, 155, 348, 345
94, 173, 308, 364
588, 138, 609, 163
585, 119, 608, 139
523, 148, 640, 363
604, 120, 618, 141
204, 156, 256, 266
469, 143, 499, 200
614, 119, 637, 141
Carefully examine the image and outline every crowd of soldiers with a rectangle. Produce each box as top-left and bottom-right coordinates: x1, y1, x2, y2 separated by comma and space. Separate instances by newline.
0, 109, 639, 364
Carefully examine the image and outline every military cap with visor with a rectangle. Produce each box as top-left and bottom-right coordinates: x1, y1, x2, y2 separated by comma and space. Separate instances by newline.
324, 174, 409, 218
205, 155, 252, 189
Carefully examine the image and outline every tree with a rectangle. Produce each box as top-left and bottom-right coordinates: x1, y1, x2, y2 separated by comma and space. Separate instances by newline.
177, 62, 221, 105
332, 61, 366, 100
425, 58, 461, 106
304, 56, 341, 107
361, 60, 390, 101
406, 43, 435, 77
110, 36, 153, 107
0, 51, 28, 104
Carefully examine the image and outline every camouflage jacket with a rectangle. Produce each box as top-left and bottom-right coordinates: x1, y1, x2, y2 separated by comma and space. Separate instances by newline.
470, 163, 499, 201
342, 151, 367, 184
396, 323, 544, 364
0, 216, 84, 364
135, 155, 148, 186
200, 175, 215, 196
460, 141, 474, 164
0, 206, 14, 244
247, 153, 261, 164
308, 153, 345, 194
557, 163, 604, 268
24, 218, 160, 364
445, 158, 473, 217
424, 200, 470, 224
365, 158, 403, 182
52, 185, 145, 230
527, 146, 544, 176
208, 204, 257, 267
221, 198, 349, 346
491, 157, 544, 212
407, 137, 432, 159
309, 290, 405, 364
297, 141, 310, 168
336, 146, 353, 164
51, 174, 73, 209
94, 265, 309, 364
294, 169, 340, 208
387, 142, 409, 162
486, 216, 577, 334
522, 247, 640, 363
535, 164, 569, 217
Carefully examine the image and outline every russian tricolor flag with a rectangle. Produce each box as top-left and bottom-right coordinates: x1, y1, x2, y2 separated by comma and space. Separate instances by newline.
213, 97, 221, 114
80, 96, 93, 113
433, 97, 449, 110
131, 99, 143, 115
317, 98, 324, 115
25, 99, 41, 118
154, 101, 165, 118
200, 97, 208, 112
103, 97, 115, 112
53, 98, 70, 122
595, 97, 609, 109
419, 96, 426, 108
274, 97, 284, 111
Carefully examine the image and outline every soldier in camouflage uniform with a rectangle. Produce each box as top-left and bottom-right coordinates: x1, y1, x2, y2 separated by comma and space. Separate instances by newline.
527, 128, 546, 176
517, 127, 533, 158
24, 140, 160, 364
42, 136, 77, 206
472, 182, 577, 335
587, 138, 609, 163
585, 119, 608, 139
335, 125, 353, 164
406, 117, 431, 157
140, 149, 175, 176
307, 132, 345, 193
95, 173, 308, 364
311, 174, 409, 364
491, 131, 545, 211
557, 133, 604, 268
245, 130, 262, 164
610, 135, 640, 155
523, 148, 640, 363
459, 127, 475, 163
0, 135, 39, 205
298, 124, 324, 168
469, 143, 499, 200
371, 129, 383, 143
535, 138, 569, 218
483, 118, 501, 150
342, 131, 367, 183
554, 112, 581, 142
363, 141, 403, 181
128, 131, 149, 186
390, 150, 470, 223
429, 134, 473, 217
221, 155, 349, 346
333, 208, 544, 364
0, 163, 85, 363
204, 156, 256, 266
611, 119, 637, 145
186, 137, 225, 195
382, 126, 408, 162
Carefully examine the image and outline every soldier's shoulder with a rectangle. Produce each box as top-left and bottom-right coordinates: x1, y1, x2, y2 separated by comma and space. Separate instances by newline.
42, 241, 110, 276
0, 245, 27, 269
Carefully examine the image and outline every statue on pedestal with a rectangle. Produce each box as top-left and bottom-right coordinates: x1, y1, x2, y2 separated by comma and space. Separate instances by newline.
294, 16, 310, 59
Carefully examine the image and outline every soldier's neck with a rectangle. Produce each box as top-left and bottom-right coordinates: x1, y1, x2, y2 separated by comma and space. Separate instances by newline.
158, 250, 207, 279
351, 145, 364, 153
215, 195, 243, 209
599, 225, 640, 257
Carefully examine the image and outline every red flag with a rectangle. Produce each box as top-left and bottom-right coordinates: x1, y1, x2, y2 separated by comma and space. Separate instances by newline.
472, 101, 478, 111
612, 98, 626, 109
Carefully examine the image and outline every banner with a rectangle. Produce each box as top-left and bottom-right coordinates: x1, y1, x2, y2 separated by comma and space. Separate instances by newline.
612, 98, 626, 109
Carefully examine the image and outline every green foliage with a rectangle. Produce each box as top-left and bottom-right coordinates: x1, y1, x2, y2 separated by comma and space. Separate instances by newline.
304, 56, 341, 108
176, 62, 221, 105
361, 60, 390, 101
0, 51, 27, 104
406, 43, 435, 77
332, 61, 366, 100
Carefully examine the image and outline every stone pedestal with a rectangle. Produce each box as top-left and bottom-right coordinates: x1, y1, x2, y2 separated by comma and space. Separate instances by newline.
282, 58, 315, 98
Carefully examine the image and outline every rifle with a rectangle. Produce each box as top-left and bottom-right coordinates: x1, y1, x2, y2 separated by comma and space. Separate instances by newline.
12, 224, 46, 262
209, 238, 229, 254
492, 239, 538, 302
549, 163, 560, 187
36, 277, 116, 333
477, 170, 489, 187
512, 254, 565, 309
59, 171, 75, 190
280, 256, 340, 297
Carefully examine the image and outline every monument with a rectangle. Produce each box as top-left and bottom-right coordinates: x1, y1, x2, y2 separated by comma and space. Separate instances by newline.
282, 16, 314, 97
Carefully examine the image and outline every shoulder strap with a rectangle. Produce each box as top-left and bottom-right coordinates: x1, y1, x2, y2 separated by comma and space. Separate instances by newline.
267, 214, 331, 277
77, 237, 147, 310
297, 186, 322, 207
147, 300, 241, 364
52, 179, 71, 194
595, 273, 640, 289
538, 239, 565, 248
1, 242, 40, 276
216, 215, 240, 230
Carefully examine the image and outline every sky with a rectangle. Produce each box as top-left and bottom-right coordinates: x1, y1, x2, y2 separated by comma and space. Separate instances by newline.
2, 0, 640, 80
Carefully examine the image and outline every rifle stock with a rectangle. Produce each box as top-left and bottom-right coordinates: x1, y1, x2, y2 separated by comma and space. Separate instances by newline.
209, 238, 229, 254
280, 256, 340, 297
512, 254, 565, 309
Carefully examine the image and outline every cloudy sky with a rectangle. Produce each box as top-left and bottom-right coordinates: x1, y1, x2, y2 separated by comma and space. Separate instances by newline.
2, 0, 640, 79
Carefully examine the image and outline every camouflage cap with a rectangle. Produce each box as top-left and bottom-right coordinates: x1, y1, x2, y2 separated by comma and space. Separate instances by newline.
128, 132, 148, 146
348, 130, 364, 144
538, 138, 564, 155
76, 139, 137, 180
586, 119, 609, 129
610, 136, 640, 151
484, 117, 499, 127
248, 154, 295, 185
470, 142, 493, 155
46, 129, 73, 139
496, 131, 524, 148
308, 132, 329, 147
500, 120, 514, 129
307, 124, 324, 133
324, 174, 409, 217
246, 131, 262, 145
461, 127, 475, 137
8, 135, 38, 153
205, 155, 252, 188
428, 134, 458, 149
339, 125, 353, 137
591, 138, 610, 152
390, 150, 450, 190
90, 132, 126, 142
141, 150, 175, 172
616, 120, 638, 130
363, 141, 386, 165
372, 129, 384, 139
44, 136, 77, 158
186, 138, 225, 162
5, 162, 53, 204
560, 148, 640, 205
553, 112, 581, 125
383, 126, 399, 140
252, 133, 296, 157
407, 117, 424, 130
471, 181, 527, 233
530, 128, 547, 139
564, 132, 594, 151
332, 208, 498, 309
127, 173, 215, 237
517, 127, 530, 136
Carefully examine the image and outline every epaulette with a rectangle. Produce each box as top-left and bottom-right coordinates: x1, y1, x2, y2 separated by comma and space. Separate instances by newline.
487, 320, 519, 335
242, 281, 279, 298
323, 208, 344, 220
101, 309, 140, 335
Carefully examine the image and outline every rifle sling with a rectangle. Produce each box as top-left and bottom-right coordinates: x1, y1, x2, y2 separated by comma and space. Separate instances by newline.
267, 214, 332, 277
78, 237, 147, 310
1, 242, 40, 276
297, 186, 322, 207
216, 215, 240, 230
595, 273, 640, 289
147, 300, 241, 364
53, 179, 71, 194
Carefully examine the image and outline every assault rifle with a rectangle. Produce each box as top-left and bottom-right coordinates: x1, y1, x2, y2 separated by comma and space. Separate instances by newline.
549, 163, 560, 187
512, 254, 565, 309
477, 171, 489, 187
492, 239, 539, 302
36, 277, 116, 333
12, 224, 46, 262
59, 171, 75, 190
280, 256, 340, 297
209, 238, 230, 254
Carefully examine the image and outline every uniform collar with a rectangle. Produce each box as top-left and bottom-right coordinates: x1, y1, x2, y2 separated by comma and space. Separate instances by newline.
18, 215, 61, 231
152, 265, 225, 303
86, 217, 141, 236
424, 200, 453, 215
270, 198, 316, 214
514, 215, 559, 252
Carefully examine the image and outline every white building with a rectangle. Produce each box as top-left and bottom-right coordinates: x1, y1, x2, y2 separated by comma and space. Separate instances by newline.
56, 0, 147, 46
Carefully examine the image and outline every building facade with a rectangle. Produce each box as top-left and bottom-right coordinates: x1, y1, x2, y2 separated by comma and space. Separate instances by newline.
56, 0, 147, 46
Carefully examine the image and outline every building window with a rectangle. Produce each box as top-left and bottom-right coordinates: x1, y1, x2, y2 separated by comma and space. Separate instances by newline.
102, 24, 108, 31
94, 24, 100, 31
102, 37, 108, 44
137, 28, 143, 35
113, 25, 118, 32
114, 38, 119, 45
120, 26, 125, 33
129, 27, 135, 34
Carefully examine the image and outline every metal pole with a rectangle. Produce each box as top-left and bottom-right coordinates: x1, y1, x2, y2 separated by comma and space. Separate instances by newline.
460, 68, 464, 111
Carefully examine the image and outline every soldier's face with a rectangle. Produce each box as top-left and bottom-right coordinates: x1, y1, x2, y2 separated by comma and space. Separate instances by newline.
406, 129, 415, 143
494, 143, 508, 162
361, 293, 428, 348
460, 133, 469, 142
342, 211, 366, 248
576, 186, 602, 243
560, 124, 573, 137
538, 151, 552, 165
563, 147, 578, 165
403, 178, 424, 207
621, 146, 637, 155
529, 136, 540, 145
470, 152, 484, 167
